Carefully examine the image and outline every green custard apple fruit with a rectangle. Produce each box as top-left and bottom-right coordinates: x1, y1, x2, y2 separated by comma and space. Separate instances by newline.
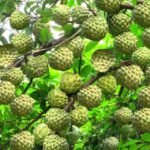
142, 28, 150, 48
10, 94, 34, 116
10, 11, 30, 30
81, 16, 108, 41
60, 72, 83, 94
78, 85, 102, 109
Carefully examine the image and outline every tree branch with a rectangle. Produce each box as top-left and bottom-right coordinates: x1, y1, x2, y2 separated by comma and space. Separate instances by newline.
22, 78, 33, 94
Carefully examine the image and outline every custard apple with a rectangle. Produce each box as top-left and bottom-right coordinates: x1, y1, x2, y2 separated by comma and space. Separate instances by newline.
138, 86, 150, 108
0, 81, 15, 104
142, 28, 150, 48
132, 108, 150, 133
33, 123, 53, 145
1, 67, 24, 85
145, 66, 150, 84
116, 65, 144, 90
10, 131, 34, 150
108, 13, 130, 36
97, 75, 117, 95
71, 6, 91, 24
66, 131, 80, 145
95, 0, 120, 14
49, 47, 74, 71
70, 106, 88, 127
132, 47, 150, 68
68, 36, 84, 58
51, 5, 70, 25
114, 107, 133, 125
11, 33, 33, 54
45, 108, 70, 131
103, 137, 119, 150
10, 94, 34, 116
133, 2, 150, 28
92, 50, 116, 72
47, 88, 68, 108
43, 134, 69, 150
81, 16, 108, 41
78, 85, 102, 109
22, 55, 48, 78
10, 11, 30, 30
60, 72, 83, 94
121, 125, 136, 137
114, 32, 138, 54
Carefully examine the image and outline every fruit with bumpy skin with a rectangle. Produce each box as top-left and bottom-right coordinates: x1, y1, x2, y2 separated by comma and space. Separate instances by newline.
78, 85, 102, 109
145, 66, 150, 84
68, 36, 84, 58
22, 55, 48, 78
45, 108, 70, 131
108, 13, 130, 36
97, 75, 117, 95
138, 86, 150, 108
0, 45, 18, 69
10, 11, 30, 30
10, 94, 34, 116
51, 5, 70, 25
92, 50, 116, 72
133, 2, 150, 28
49, 47, 74, 71
71, 6, 91, 24
82, 16, 108, 41
43, 134, 69, 150
32, 20, 50, 37
66, 131, 80, 145
1, 67, 24, 85
121, 125, 136, 137
103, 137, 119, 150
70, 106, 88, 127
132, 47, 150, 68
142, 28, 150, 48
11, 33, 33, 54
10, 131, 35, 150
132, 108, 150, 133
116, 65, 144, 90
60, 72, 83, 94
0, 81, 15, 104
114, 107, 133, 125
33, 123, 53, 145
95, 0, 120, 14
47, 88, 68, 108
114, 32, 138, 54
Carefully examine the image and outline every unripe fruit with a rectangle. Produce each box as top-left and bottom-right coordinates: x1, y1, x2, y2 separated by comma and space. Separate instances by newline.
103, 136, 119, 150
10, 11, 30, 30
33, 123, 53, 145
114, 107, 133, 125
60, 72, 83, 94
49, 47, 74, 71
70, 106, 88, 127
22, 55, 48, 78
142, 28, 150, 48
78, 85, 102, 109
82, 16, 108, 41
10, 131, 35, 150
45, 108, 70, 131
11, 33, 33, 54
0, 81, 15, 104
43, 134, 69, 150
51, 5, 70, 25
47, 88, 68, 108
10, 94, 34, 116
133, 2, 150, 28
116, 65, 144, 90
108, 13, 130, 36
92, 50, 116, 72
132, 108, 150, 133
97, 75, 117, 95
95, 0, 120, 14
114, 32, 138, 54
145, 66, 150, 84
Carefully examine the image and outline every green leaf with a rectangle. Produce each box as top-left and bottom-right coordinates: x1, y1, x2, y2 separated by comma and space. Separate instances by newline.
141, 133, 150, 142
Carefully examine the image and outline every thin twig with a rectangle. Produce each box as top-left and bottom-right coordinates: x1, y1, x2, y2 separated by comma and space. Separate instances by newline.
78, 55, 82, 74
22, 78, 33, 94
